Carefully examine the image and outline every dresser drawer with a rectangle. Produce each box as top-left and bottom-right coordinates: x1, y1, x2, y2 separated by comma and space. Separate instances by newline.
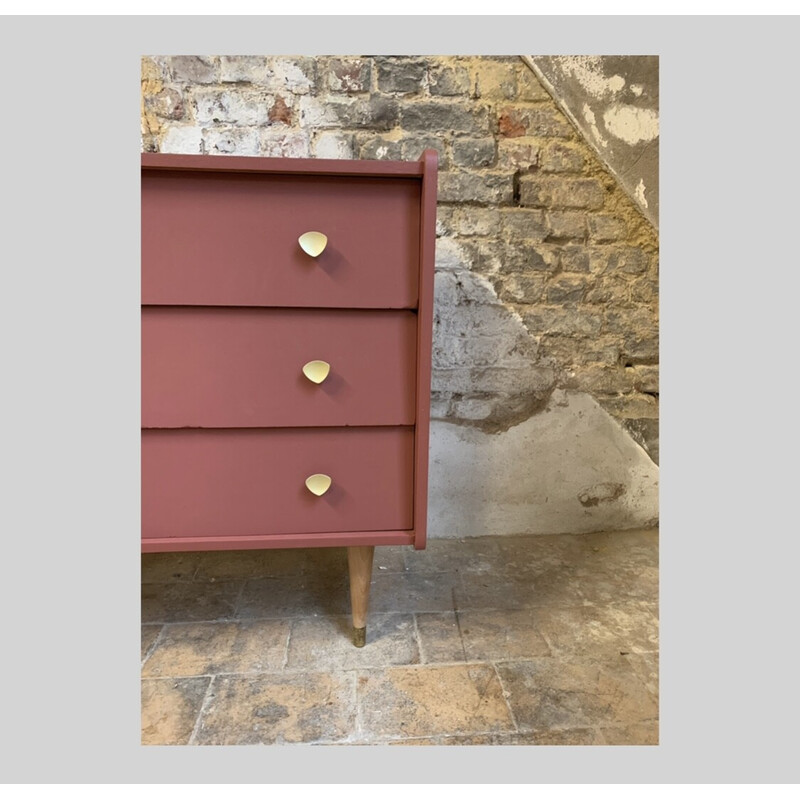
142, 307, 417, 428
141, 427, 414, 540
141, 169, 420, 309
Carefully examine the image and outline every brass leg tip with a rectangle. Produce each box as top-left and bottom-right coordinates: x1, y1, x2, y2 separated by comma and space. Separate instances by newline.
353, 626, 366, 647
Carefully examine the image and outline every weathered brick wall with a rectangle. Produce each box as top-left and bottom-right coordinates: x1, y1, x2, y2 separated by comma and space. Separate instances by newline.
142, 55, 659, 464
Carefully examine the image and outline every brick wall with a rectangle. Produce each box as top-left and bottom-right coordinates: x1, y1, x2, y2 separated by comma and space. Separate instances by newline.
141, 55, 659, 464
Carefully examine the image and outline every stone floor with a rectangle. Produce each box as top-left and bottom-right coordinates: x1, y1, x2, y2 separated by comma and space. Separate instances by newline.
141, 528, 658, 746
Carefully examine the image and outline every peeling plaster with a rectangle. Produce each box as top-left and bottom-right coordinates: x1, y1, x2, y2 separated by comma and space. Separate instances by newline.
525, 55, 659, 229
634, 178, 649, 209
582, 103, 608, 148
553, 55, 626, 99
603, 104, 659, 146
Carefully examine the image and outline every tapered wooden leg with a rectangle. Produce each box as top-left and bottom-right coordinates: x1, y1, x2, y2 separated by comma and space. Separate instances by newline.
347, 545, 375, 647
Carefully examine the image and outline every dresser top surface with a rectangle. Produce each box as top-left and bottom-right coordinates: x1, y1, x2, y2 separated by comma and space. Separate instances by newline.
141, 151, 437, 180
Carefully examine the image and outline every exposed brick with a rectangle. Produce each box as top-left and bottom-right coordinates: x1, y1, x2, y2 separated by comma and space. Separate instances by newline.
160, 125, 203, 154
169, 56, 217, 84
400, 135, 447, 165
144, 88, 185, 121
516, 64, 551, 102
589, 246, 650, 275
452, 137, 496, 168
438, 170, 513, 205
559, 245, 592, 273
519, 176, 606, 210
258, 129, 310, 158
496, 138, 540, 171
539, 334, 621, 366
141, 134, 158, 153
546, 211, 587, 241
451, 207, 502, 237
313, 131, 355, 159
460, 239, 504, 275
301, 96, 399, 130
498, 109, 526, 138
327, 58, 371, 93
575, 364, 636, 395
401, 102, 490, 135
192, 88, 272, 126
629, 275, 658, 304
540, 141, 586, 173
599, 393, 659, 420
429, 64, 471, 96
544, 276, 589, 303
620, 333, 659, 365
522, 306, 603, 337
265, 57, 315, 95
500, 208, 549, 240
498, 273, 548, 304
607, 246, 650, 274
627, 365, 659, 394
589, 214, 628, 242
497, 106, 573, 138
141, 56, 165, 83
340, 96, 399, 130
203, 127, 259, 156
435, 207, 458, 237
500, 243, 559, 274
583, 275, 629, 305
605, 307, 657, 337
220, 56, 268, 84
376, 57, 427, 94
472, 60, 517, 100
356, 134, 402, 161
268, 95, 292, 125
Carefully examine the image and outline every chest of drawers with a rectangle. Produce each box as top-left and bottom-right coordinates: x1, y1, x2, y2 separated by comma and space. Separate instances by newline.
141, 151, 437, 646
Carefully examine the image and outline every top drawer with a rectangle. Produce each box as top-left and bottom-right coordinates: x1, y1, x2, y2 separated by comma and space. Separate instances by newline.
142, 168, 421, 309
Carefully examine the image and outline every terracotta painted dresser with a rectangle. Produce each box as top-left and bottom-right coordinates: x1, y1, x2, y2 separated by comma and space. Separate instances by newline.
141, 151, 438, 645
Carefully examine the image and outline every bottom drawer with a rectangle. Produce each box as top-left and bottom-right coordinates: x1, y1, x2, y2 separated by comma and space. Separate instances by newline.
141, 427, 414, 540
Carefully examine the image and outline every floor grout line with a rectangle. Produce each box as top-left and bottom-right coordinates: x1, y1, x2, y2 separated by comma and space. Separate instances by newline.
140, 623, 166, 667
187, 675, 216, 746
491, 661, 521, 734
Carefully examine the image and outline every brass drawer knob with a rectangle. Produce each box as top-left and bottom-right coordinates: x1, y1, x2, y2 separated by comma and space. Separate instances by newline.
298, 231, 328, 257
305, 473, 332, 496
302, 360, 330, 384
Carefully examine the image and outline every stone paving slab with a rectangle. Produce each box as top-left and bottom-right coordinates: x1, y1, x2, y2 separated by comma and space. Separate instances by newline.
141, 529, 659, 746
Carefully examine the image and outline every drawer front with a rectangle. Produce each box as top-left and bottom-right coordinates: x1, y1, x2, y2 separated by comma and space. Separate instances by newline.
141, 170, 420, 308
141, 427, 414, 540
142, 307, 417, 428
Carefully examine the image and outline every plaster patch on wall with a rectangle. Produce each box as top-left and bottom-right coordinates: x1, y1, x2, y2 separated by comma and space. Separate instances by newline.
554, 56, 626, 99
603, 104, 659, 146
428, 390, 658, 537
432, 266, 557, 433
634, 178, 649, 209
608, 74, 626, 93
582, 103, 608, 148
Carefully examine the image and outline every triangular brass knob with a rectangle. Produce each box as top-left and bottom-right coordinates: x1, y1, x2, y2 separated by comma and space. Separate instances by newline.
305, 473, 332, 496
302, 360, 330, 384
298, 231, 328, 257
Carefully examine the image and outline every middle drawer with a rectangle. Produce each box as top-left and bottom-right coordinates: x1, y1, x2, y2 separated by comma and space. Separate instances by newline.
142, 307, 417, 429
